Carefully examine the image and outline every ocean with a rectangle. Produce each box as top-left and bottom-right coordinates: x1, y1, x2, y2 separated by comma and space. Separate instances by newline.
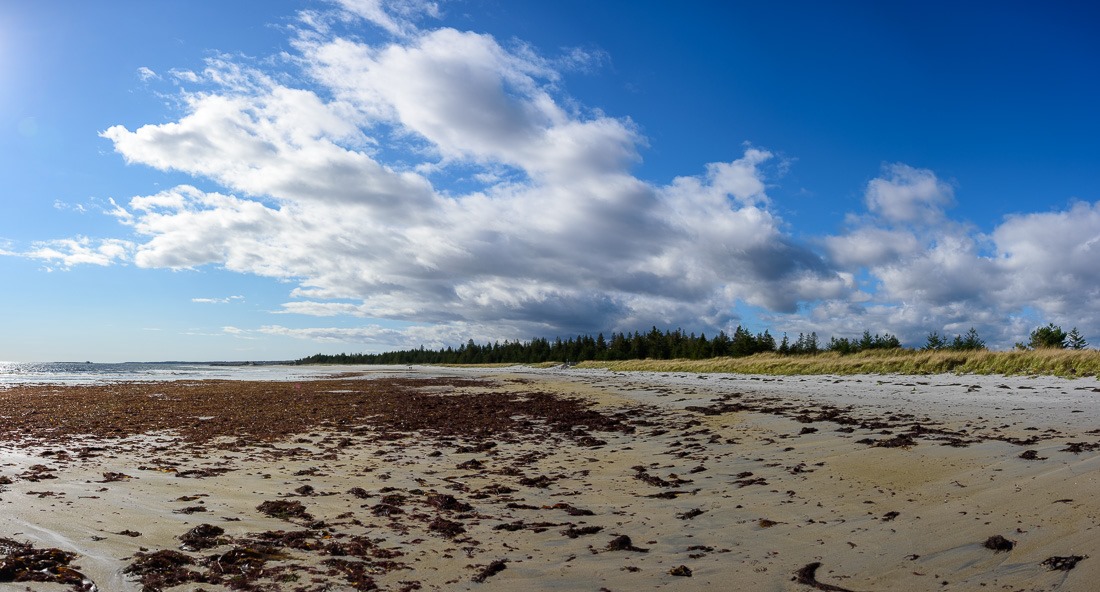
0, 361, 362, 388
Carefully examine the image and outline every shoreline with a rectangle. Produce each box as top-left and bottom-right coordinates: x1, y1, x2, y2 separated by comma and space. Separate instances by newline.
0, 368, 1096, 590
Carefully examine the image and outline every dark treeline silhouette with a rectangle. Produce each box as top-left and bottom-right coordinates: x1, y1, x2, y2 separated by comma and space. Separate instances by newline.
922, 327, 985, 351
1016, 323, 1089, 350
295, 326, 911, 365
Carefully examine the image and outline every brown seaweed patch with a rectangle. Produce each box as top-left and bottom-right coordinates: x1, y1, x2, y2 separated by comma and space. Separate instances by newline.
793, 562, 857, 591
604, 535, 648, 553
456, 459, 484, 470
323, 558, 379, 591
562, 526, 603, 538
983, 535, 1015, 552
677, 508, 705, 520
632, 465, 691, 487
1061, 442, 1100, 454
178, 524, 226, 552
734, 476, 768, 488
862, 434, 917, 448
257, 530, 325, 552
426, 493, 472, 512
0, 537, 95, 592
371, 504, 405, 517
428, 517, 467, 538
203, 544, 286, 578
668, 565, 693, 577
518, 475, 557, 488
471, 559, 507, 583
123, 549, 204, 590
257, 499, 313, 521
0, 377, 630, 447
1042, 555, 1086, 571
18, 464, 57, 482
546, 502, 594, 516
176, 467, 234, 479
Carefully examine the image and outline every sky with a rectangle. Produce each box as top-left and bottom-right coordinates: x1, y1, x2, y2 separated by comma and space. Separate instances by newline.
1, 0, 1099, 362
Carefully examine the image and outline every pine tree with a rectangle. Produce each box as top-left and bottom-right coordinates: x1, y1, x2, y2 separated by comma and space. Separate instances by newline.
1028, 323, 1067, 349
923, 331, 945, 350
759, 329, 776, 352
1067, 327, 1088, 350
960, 327, 985, 350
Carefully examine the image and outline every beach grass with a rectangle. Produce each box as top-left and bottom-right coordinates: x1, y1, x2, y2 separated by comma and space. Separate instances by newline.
571, 348, 1100, 378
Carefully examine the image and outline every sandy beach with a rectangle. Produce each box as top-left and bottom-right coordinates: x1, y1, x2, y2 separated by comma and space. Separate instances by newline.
0, 367, 1097, 591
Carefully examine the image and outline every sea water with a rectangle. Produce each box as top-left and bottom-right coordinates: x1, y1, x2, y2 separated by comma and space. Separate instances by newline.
0, 361, 383, 388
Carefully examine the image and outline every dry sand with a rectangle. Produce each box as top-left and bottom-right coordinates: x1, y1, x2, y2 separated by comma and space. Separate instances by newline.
0, 366, 1097, 591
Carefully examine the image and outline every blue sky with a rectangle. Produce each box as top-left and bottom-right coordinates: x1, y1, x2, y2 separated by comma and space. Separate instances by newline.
1, 0, 1098, 362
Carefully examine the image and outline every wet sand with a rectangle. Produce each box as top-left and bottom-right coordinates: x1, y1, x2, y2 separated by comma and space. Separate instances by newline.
0, 367, 1096, 591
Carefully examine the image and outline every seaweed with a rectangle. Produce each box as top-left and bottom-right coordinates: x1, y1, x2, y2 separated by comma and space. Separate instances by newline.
257, 499, 313, 521
1042, 555, 1085, 571
604, 535, 648, 553
178, 524, 226, 552
983, 535, 1015, 552
793, 562, 857, 592
428, 517, 466, 538
668, 565, 693, 577
123, 549, 204, 591
0, 537, 95, 591
471, 559, 507, 583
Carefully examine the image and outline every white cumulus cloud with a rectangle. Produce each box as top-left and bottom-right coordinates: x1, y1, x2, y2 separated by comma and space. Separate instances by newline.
89, 5, 849, 346
23, 237, 132, 269
137, 66, 160, 81
799, 165, 1100, 347
865, 163, 954, 225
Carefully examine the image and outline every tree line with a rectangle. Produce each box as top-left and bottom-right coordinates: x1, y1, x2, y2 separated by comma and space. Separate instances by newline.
297, 322, 1091, 366
296, 325, 903, 365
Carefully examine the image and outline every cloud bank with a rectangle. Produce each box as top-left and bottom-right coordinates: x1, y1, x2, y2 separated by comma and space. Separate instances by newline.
17, 1, 1100, 350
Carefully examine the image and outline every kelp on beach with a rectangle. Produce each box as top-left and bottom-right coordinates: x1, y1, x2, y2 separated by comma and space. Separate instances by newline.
0, 376, 648, 591
0, 377, 628, 446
